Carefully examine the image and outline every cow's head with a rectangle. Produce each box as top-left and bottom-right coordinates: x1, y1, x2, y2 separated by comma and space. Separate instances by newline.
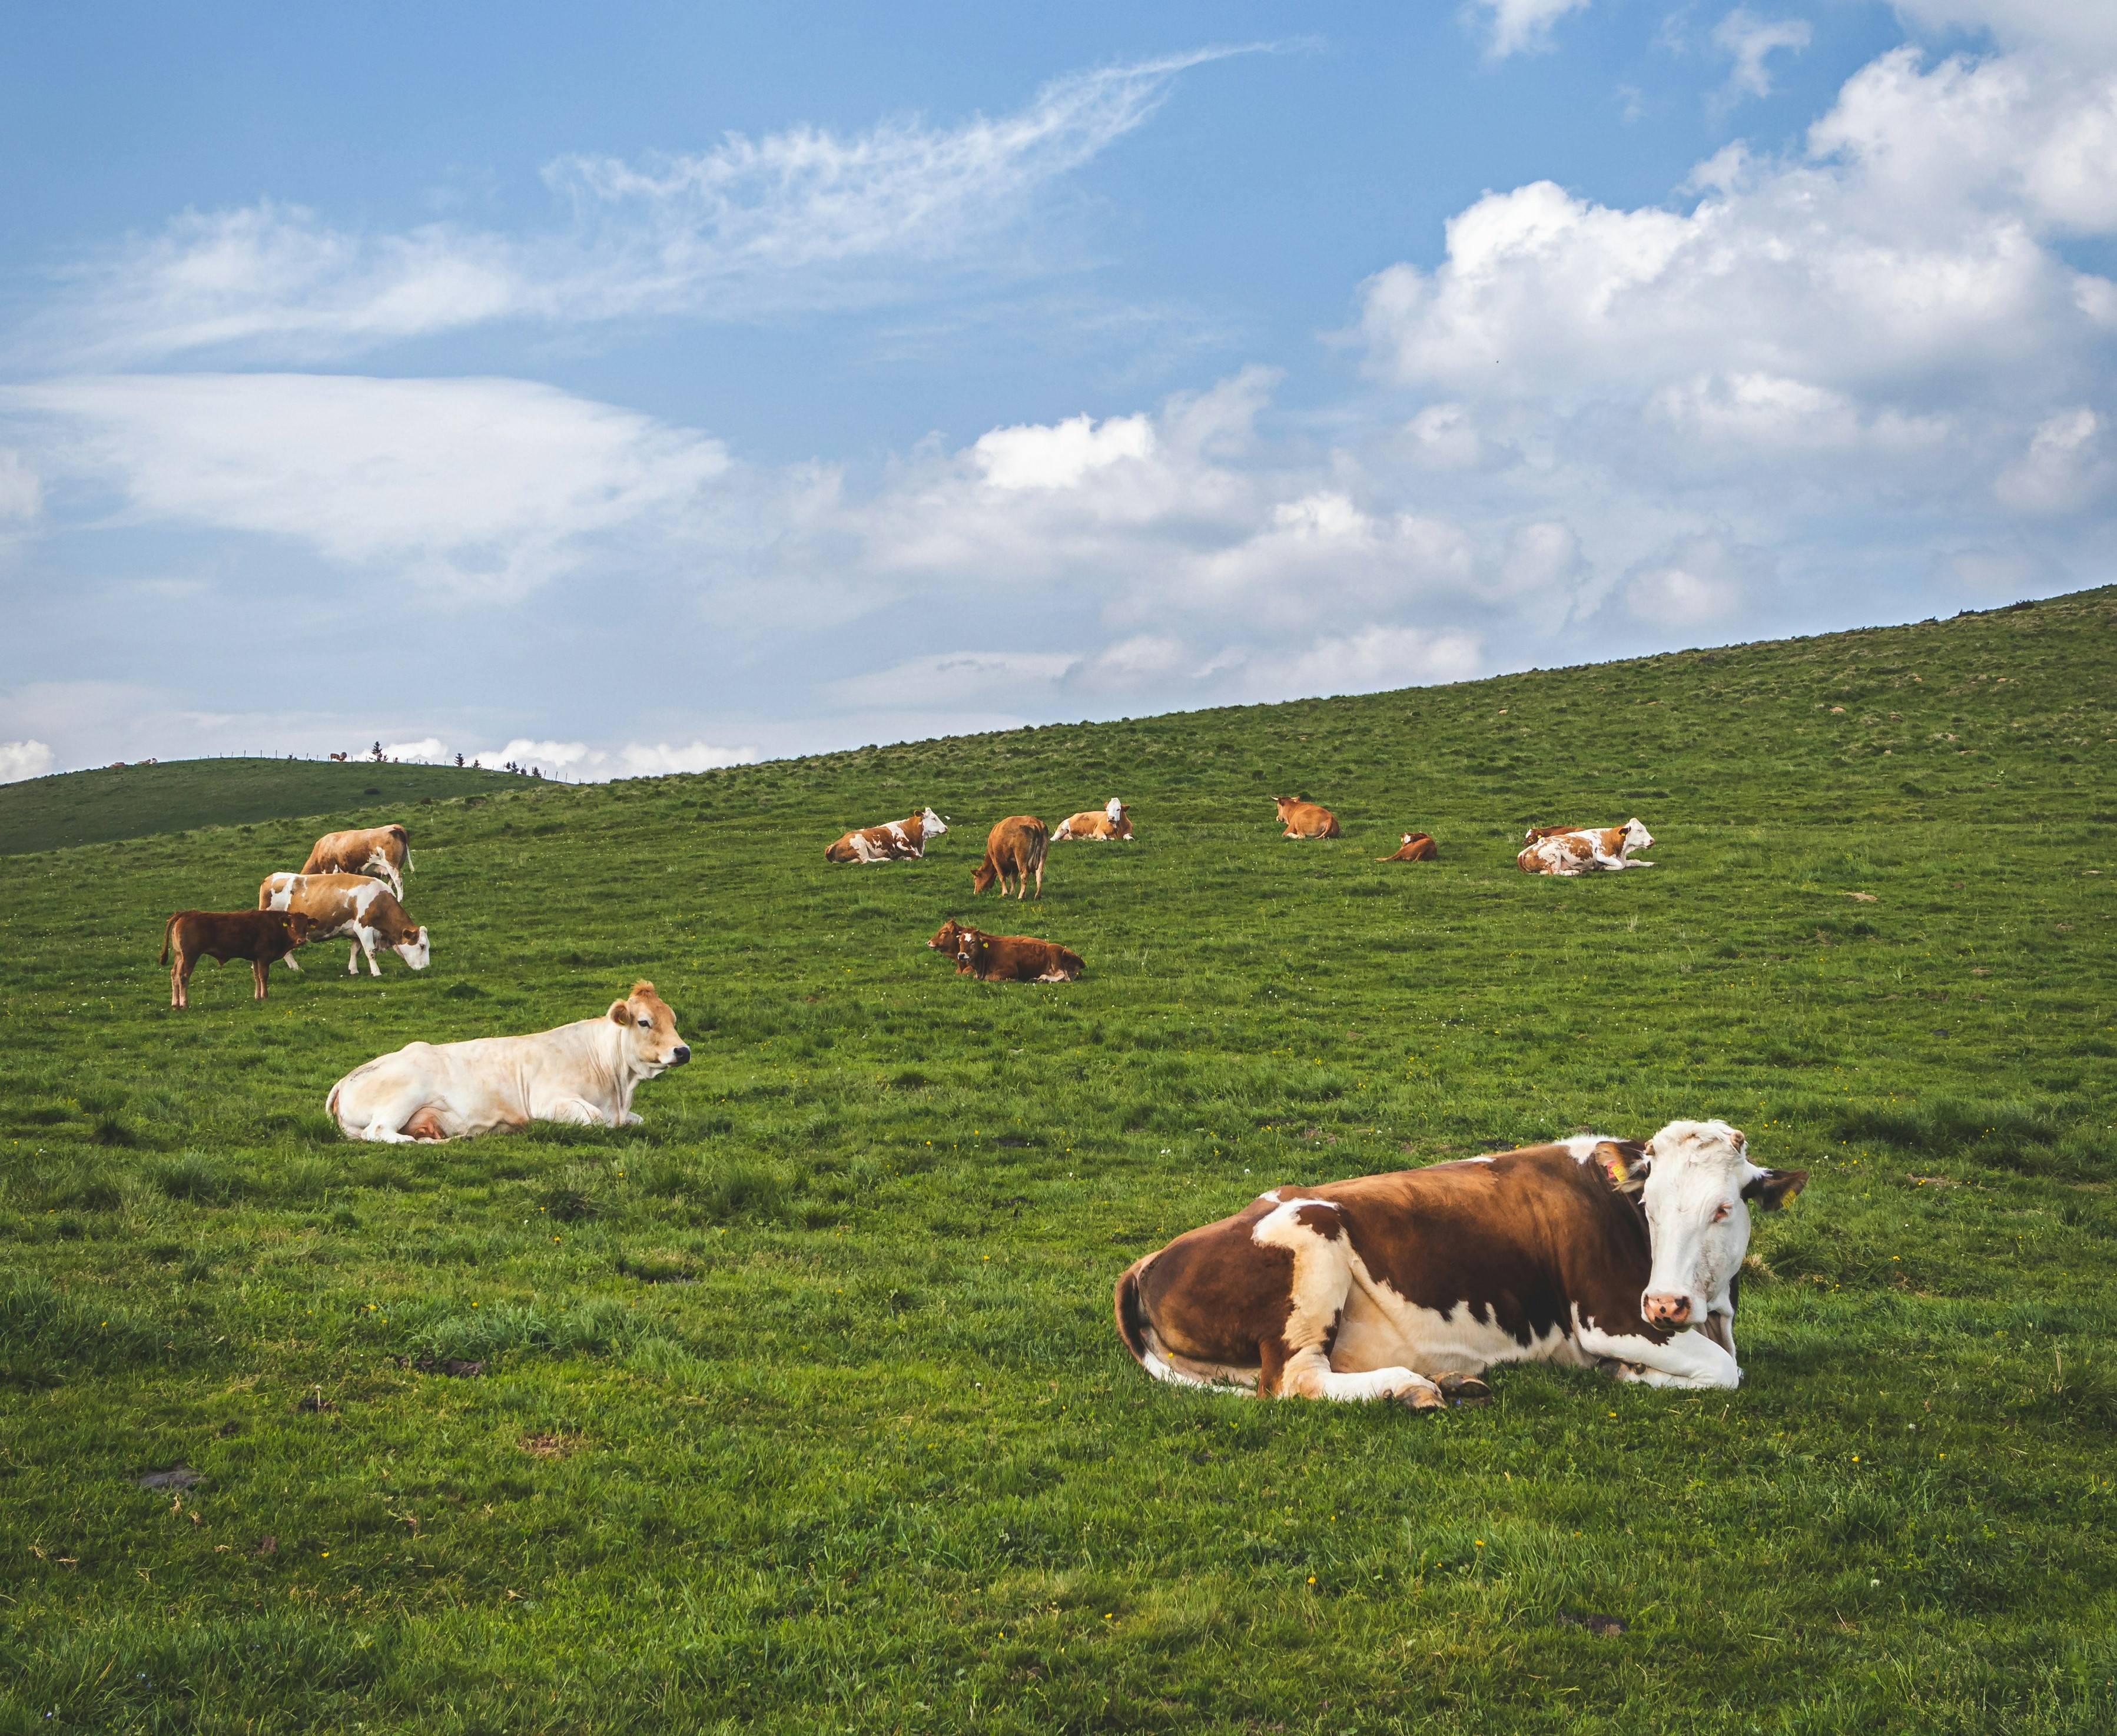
1622, 818, 1655, 854
607, 980, 691, 1074
929, 918, 972, 952
920, 806, 948, 836
284, 912, 316, 947
1634, 1120, 1806, 1343
1273, 796, 1296, 817
393, 926, 432, 971
971, 861, 998, 894
1106, 796, 1125, 821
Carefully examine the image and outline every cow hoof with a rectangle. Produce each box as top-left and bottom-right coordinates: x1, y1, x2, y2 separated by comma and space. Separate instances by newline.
1396, 1385, 1448, 1413
1436, 1372, 1492, 1408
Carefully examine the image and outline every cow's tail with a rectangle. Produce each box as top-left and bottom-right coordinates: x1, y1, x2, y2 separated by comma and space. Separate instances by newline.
1325, 815, 1341, 838
389, 826, 413, 872
159, 912, 178, 965
1114, 1256, 1159, 1372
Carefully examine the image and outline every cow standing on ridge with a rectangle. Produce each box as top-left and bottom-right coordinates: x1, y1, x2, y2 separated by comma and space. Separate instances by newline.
301, 824, 413, 898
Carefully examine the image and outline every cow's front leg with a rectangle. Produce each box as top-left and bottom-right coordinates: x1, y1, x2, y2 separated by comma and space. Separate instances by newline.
543, 1097, 615, 1127
1577, 1322, 1740, 1389
282, 951, 301, 971
1275, 1344, 1448, 1409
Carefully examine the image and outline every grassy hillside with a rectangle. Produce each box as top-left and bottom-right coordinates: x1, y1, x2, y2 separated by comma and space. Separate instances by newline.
0, 758, 523, 857
2, 589, 2113, 1735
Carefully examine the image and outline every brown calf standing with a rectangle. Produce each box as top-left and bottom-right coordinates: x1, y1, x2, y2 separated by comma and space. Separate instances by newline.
955, 932, 1084, 982
1378, 832, 1438, 862
972, 815, 1048, 899
1273, 796, 1340, 839
161, 910, 314, 1008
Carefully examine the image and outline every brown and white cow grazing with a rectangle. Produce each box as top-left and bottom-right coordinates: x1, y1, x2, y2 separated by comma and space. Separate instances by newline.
955, 930, 1084, 982
825, 807, 948, 864
300, 825, 413, 898
1378, 832, 1438, 862
1053, 798, 1133, 842
973, 815, 1048, 899
1114, 1121, 1804, 1406
1516, 819, 1655, 877
328, 981, 690, 1143
161, 910, 315, 1008
1274, 796, 1340, 839
258, 872, 431, 977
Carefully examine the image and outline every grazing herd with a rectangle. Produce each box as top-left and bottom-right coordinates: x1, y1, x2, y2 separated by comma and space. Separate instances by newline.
148, 777, 1811, 1406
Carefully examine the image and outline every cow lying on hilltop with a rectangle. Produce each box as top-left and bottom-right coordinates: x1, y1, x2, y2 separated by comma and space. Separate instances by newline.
258, 873, 430, 976
973, 815, 1048, 899
825, 808, 947, 864
1114, 1120, 1804, 1406
955, 930, 1084, 982
301, 825, 413, 898
1275, 796, 1339, 839
1517, 820, 1654, 876
328, 981, 691, 1143
1378, 832, 1438, 862
161, 910, 314, 1008
1054, 798, 1132, 841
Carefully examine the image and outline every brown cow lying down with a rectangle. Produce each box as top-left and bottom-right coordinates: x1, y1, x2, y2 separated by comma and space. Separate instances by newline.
1114, 1121, 1805, 1407
825, 806, 947, 864
1053, 798, 1132, 841
301, 824, 413, 898
328, 981, 691, 1143
955, 930, 1084, 982
1517, 819, 1655, 877
1378, 831, 1438, 862
973, 815, 1048, 899
928, 918, 981, 957
1274, 796, 1339, 839
161, 910, 314, 1008
258, 872, 431, 976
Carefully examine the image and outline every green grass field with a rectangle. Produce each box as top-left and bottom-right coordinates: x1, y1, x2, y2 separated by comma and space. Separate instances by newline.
3, 590, 2114, 1734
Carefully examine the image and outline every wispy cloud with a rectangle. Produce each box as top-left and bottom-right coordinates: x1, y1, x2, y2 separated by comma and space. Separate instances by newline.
1472, 0, 1594, 59
1712, 8, 1813, 107
35, 48, 1264, 366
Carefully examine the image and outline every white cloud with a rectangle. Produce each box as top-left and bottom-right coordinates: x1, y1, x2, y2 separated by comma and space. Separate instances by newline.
1893, 2, 2117, 58
457, 737, 758, 779
42, 50, 1258, 364
379, 738, 447, 764
1993, 407, 2112, 512
4, 373, 730, 599
1473, 0, 1594, 59
617, 741, 760, 776
1625, 537, 1757, 626
1236, 623, 1485, 698
1713, 9, 1813, 105
0, 739, 54, 782
971, 413, 1155, 490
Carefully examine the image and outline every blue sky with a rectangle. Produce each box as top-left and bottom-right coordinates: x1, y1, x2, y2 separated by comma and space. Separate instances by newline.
2, 1, 2111, 779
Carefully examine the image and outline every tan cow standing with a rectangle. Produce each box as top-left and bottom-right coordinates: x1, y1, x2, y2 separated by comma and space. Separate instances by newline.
1053, 798, 1132, 841
301, 824, 413, 898
328, 981, 690, 1143
973, 816, 1048, 899
258, 872, 431, 976
1274, 796, 1340, 839
1378, 832, 1438, 862
825, 806, 947, 864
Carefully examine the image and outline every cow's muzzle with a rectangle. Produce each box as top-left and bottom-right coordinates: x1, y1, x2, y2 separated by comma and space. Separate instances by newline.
1641, 1292, 1693, 1327
669, 1045, 691, 1066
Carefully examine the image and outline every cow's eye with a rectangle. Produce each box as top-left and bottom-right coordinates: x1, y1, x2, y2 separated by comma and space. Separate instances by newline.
1713, 1202, 1731, 1221
637, 1017, 650, 1028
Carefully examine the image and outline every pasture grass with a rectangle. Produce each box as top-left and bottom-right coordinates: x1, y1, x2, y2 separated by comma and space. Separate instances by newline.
2, 589, 2115, 1733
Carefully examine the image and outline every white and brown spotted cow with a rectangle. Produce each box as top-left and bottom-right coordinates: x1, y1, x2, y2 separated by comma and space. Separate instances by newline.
258, 872, 431, 977
825, 807, 947, 864
1517, 819, 1654, 877
328, 981, 689, 1143
1114, 1121, 1804, 1408
1053, 798, 1132, 842
300, 824, 413, 898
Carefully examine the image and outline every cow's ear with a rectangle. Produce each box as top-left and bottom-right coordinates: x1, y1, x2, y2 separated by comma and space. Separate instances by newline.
608, 1000, 632, 1025
1741, 1168, 1808, 1212
1596, 1141, 1650, 1195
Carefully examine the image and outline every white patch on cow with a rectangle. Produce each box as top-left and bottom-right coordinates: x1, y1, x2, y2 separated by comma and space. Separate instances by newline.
1331, 1271, 1584, 1381
1257, 1189, 1282, 1204
1250, 1198, 1439, 1404
1574, 1305, 1742, 1389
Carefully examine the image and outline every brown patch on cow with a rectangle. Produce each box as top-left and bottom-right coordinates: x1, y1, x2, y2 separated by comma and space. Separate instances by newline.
973, 816, 1048, 898
519, 1432, 586, 1459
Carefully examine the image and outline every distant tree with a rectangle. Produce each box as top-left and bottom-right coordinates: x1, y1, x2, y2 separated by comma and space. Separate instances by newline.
370, 741, 384, 762
455, 752, 464, 768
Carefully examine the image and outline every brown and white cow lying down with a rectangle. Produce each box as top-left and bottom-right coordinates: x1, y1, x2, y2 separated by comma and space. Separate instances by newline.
301, 824, 413, 898
973, 815, 1048, 899
1115, 1121, 1804, 1407
1517, 819, 1655, 876
258, 872, 430, 977
825, 806, 947, 864
328, 981, 691, 1143
1053, 798, 1132, 841
1275, 796, 1340, 839
954, 928, 1084, 982
161, 910, 315, 1008
1378, 831, 1438, 862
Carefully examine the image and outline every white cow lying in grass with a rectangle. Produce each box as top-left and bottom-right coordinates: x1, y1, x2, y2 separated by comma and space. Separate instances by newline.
328, 980, 691, 1143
